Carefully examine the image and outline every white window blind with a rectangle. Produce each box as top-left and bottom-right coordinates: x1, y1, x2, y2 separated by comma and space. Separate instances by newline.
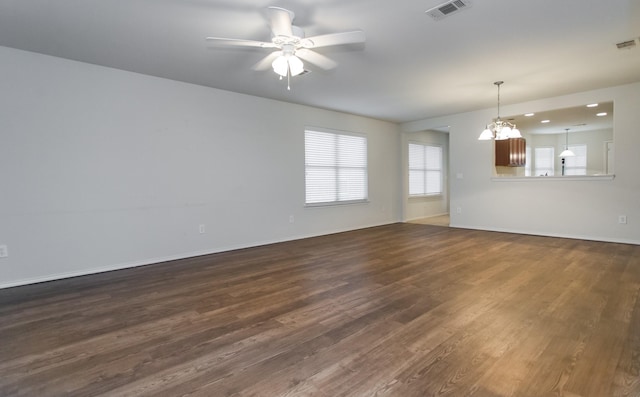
564, 144, 587, 175
525, 146, 532, 176
305, 129, 368, 205
409, 143, 443, 196
534, 147, 555, 176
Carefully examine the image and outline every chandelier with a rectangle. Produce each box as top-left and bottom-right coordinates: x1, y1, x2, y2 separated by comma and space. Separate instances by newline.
478, 81, 523, 140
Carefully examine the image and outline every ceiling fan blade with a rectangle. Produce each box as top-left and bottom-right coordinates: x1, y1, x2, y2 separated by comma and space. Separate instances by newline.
205, 37, 275, 48
296, 49, 337, 70
301, 30, 366, 48
252, 51, 283, 71
267, 6, 294, 37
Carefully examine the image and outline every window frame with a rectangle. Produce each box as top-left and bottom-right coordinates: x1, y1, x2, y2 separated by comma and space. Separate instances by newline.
408, 142, 444, 197
564, 143, 588, 176
304, 127, 369, 207
534, 146, 555, 176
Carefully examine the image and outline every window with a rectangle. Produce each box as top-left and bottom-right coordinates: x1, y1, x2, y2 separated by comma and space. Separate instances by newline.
409, 143, 443, 196
525, 146, 532, 176
305, 129, 368, 205
564, 144, 587, 175
534, 146, 555, 176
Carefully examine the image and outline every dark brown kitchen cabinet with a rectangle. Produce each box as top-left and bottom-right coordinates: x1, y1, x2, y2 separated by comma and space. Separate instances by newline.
495, 137, 526, 167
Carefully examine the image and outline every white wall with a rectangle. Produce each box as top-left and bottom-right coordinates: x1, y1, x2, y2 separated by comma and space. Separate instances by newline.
402, 129, 450, 221
402, 82, 640, 244
0, 47, 402, 288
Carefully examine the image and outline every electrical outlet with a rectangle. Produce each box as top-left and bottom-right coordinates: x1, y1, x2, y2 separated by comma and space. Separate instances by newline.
199, 224, 206, 234
618, 215, 627, 224
289, 215, 295, 223
456, 207, 462, 214
0, 245, 8, 258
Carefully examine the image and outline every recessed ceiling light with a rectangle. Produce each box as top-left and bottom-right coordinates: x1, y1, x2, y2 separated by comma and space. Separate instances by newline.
587, 103, 599, 108
541, 120, 550, 123
597, 112, 607, 116
524, 113, 535, 117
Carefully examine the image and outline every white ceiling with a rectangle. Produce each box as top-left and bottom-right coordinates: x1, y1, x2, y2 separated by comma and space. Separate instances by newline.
507, 102, 614, 135
1, 0, 639, 123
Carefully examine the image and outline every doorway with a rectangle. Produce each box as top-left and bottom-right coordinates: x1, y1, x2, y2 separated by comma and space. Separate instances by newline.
402, 127, 450, 226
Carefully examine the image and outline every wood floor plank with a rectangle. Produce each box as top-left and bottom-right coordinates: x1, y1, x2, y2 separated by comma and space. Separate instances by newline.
1, 223, 639, 396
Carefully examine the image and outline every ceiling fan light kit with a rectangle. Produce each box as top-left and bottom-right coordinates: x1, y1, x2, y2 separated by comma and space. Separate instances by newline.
206, 6, 365, 90
271, 44, 304, 77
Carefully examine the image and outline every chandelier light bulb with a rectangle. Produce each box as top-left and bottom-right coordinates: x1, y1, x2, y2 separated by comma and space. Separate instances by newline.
479, 127, 493, 140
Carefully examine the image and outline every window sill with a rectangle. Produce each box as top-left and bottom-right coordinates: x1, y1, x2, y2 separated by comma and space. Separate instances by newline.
491, 174, 615, 182
305, 199, 370, 208
409, 194, 443, 199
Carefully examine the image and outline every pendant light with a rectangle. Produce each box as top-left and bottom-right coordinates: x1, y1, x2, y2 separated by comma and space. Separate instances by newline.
479, 81, 523, 140
559, 128, 575, 157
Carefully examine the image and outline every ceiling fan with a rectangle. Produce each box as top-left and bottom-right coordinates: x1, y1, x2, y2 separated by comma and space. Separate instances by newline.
206, 6, 365, 88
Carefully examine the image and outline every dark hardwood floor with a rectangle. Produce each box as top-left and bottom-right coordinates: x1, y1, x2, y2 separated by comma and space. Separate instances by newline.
1, 223, 639, 396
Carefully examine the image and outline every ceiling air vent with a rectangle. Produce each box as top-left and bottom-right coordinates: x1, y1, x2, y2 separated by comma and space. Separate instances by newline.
426, 0, 472, 21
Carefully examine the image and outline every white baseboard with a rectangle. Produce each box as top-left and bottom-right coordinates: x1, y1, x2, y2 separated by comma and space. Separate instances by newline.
450, 223, 640, 246
0, 221, 396, 290
405, 212, 449, 222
